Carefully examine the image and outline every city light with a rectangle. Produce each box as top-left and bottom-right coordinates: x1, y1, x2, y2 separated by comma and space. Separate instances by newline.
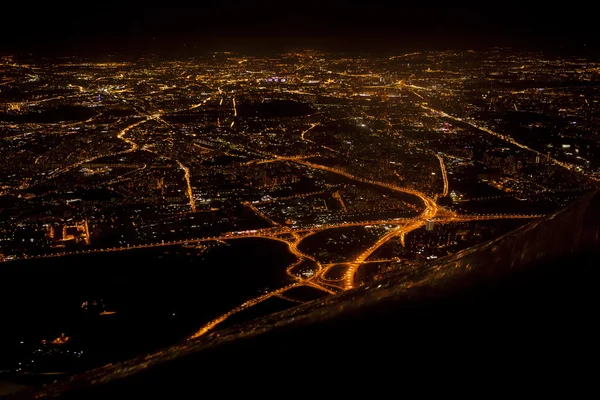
1, 48, 597, 373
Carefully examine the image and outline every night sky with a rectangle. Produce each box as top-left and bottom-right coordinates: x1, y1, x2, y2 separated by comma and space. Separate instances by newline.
1, 4, 598, 54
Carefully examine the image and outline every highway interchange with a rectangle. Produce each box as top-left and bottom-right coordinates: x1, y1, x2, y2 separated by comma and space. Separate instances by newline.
0, 67, 569, 339
4, 155, 543, 338
5, 154, 541, 338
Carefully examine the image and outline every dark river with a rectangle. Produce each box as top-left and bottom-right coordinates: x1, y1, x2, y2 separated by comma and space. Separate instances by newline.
0, 238, 295, 376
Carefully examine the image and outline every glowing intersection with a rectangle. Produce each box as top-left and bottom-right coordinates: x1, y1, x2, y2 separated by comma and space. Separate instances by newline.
185, 158, 541, 339
2, 147, 544, 338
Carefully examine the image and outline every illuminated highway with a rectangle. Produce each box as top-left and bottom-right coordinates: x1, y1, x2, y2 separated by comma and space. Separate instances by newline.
344, 219, 426, 289
251, 190, 327, 205
243, 203, 280, 226
13, 118, 151, 192
322, 259, 398, 268
176, 160, 196, 213
2, 214, 542, 264
2, 206, 543, 335
292, 159, 440, 219
300, 123, 320, 143
4, 116, 541, 279
435, 153, 449, 198
389, 52, 422, 60
332, 191, 348, 213
107, 163, 148, 186
441, 214, 544, 222
0, 86, 548, 338
186, 96, 213, 111
193, 143, 213, 154
188, 282, 302, 340
188, 229, 331, 339
18, 154, 539, 332
3, 51, 597, 357
117, 118, 148, 153
244, 155, 317, 166
420, 104, 600, 182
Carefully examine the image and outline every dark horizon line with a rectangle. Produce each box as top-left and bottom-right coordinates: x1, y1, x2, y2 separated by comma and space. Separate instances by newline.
2, 34, 598, 58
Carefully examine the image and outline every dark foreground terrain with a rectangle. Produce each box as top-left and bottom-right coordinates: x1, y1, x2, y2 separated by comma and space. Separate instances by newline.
6, 189, 600, 398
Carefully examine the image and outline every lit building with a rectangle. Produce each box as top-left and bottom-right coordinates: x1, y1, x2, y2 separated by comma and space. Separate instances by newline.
426, 219, 435, 231
46, 221, 91, 246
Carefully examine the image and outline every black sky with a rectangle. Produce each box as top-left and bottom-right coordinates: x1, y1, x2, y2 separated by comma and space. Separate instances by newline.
1, 4, 598, 54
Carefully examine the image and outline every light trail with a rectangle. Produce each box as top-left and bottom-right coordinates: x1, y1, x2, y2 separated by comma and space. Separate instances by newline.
153, 115, 176, 131
0, 79, 15, 86
285, 259, 305, 281
60, 112, 101, 128
4, 59, 575, 344
332, 191, 348, 213
176, 160, 196, 213
251, 190, 326, 205
187, 96, 213, 111
4, 208, 543, 339
187, 229, 330, 339
344, 220, 425, 289
275, 293, 304, 304
399, 231, 406, 247
322, 259, 398, 268
292, 159, 439, 220
389, 52, 422, 60
117, 118, 149, 152
312, 280, 345, 292
304, 280, 337, 295
316, 264, 340, 281
6, 110, 545, 336
1, 213, 546, 264
335, 71, 383, 79
244, 203, 280, 226
252, 155, 316, 165
421, 104, 599, 182
342, 213, 543, 288
300, 123, 319, 143
107, 164, 147, 185
283, 159, 442, 289
14, 118, 150, 192
321, 145, 340, 154
437, 214, 544, 222
83, 220, 91, 245
27, 95, 66, 105
435, 153, 449, 198
188, 282, 301, 339
410, 89, 425, 100
193, 143, 213, 154
352, 226, 407, 267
